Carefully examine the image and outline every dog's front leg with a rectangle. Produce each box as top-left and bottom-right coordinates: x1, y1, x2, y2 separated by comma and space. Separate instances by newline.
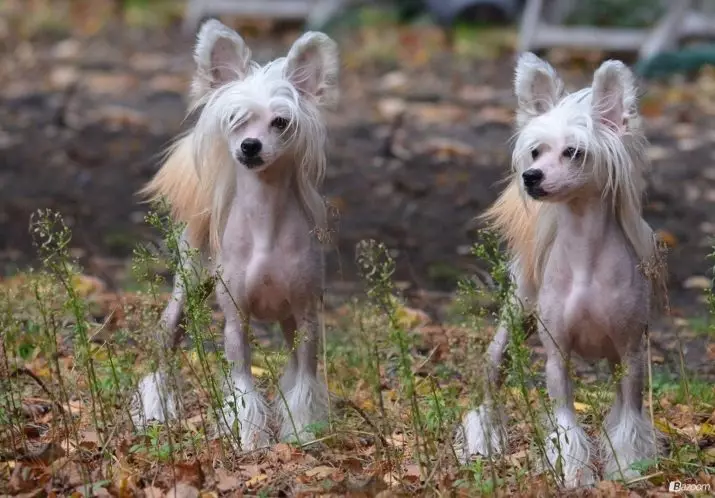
277, 299, 328, 444
216, 282, 270, 452
601, 344, 662, 480
132, 236, 195, 427
542, 346, 596, 488
456, 263, 535, 461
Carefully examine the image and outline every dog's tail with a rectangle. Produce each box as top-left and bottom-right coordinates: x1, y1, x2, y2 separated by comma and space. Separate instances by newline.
139, 132, 212, 250
481, 178, 541, 287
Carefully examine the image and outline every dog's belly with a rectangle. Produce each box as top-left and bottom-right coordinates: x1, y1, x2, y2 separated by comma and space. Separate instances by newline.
243, 254, 292, 321
565, 303, 618, 360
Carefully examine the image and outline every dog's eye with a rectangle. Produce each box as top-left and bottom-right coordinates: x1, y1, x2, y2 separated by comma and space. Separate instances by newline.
531, 149, 540, 160
271, 117, 289, 131
563, 147, 584, 160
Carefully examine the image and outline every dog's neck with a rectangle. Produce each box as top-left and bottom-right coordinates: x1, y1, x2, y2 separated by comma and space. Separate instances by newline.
232, 155, 301, 249
551, 192, 620, 266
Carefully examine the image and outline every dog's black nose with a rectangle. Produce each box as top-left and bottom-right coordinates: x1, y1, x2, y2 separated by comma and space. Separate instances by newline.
241, 138, 262, 157
522, 169, 544, 187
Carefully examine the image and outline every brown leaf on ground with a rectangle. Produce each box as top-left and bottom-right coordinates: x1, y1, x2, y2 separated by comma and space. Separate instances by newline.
409, 104, 468, 125
174, 460, 204, 488
245, 474, 269, 489
143, 486, 165, 498
656, 230, 678, 248
402, 464, 421, 484
214, 468, 240, 493
52, 457, 85, 488
115, 474, 143, 498
304, 465, 341, 481
457, 84, 497, 104
9, 464, 49, 494
166, 483, 198, 498
271, 443, 300, 464
421, 138, 475, 160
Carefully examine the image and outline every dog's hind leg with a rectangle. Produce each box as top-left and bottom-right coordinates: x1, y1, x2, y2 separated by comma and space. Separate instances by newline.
456, 262, 535, 461
132, 233, 196, 427
601, 344, 662, 481
277, 299, 328, 445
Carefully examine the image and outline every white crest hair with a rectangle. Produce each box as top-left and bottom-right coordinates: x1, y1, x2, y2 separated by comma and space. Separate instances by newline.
141, 21, 339, 253
511, 53, 655, 284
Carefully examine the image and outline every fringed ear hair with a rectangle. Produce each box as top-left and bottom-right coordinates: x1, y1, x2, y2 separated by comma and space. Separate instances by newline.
284, 32, 339, 109
591, 60, 636, 135
514, 52, 564, 126
191, 19, 253, 102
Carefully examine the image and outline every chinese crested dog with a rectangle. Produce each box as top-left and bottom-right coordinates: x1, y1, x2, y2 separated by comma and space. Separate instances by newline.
132, 19, 339, 451
457, 53, 666, 487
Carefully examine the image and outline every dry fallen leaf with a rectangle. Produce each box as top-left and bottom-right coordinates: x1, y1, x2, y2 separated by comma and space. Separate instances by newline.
402, 464, 422, 484
143, 486, 165, 498
656, 230, 678, 248
304, 465, 338, 480
174, 461, 204, 489
245, 474, 268, 489
421, 138, 475, 159
250, 365, 269, 378
683, 276, 710, 290
475, 105, 513, 125
376, 98, 407, 121
214, 468, 240, 493
166, 483, 199, 498
573, 401, 590, 413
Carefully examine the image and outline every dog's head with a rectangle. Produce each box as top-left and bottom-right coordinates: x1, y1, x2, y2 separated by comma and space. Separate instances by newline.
512, 52, 643, 203
191, 20, 339, 173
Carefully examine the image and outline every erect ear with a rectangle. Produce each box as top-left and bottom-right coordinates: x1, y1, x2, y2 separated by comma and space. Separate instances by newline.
591, 59, 636, 134
514, 52, 563, 125
191, 19, 252, 100
284, 31, 339, 108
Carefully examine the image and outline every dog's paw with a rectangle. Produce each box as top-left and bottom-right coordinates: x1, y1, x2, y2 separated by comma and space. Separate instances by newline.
131, 372, 177, 427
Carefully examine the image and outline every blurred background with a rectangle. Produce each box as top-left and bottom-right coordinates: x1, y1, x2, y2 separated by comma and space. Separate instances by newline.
0, 0, 714, 373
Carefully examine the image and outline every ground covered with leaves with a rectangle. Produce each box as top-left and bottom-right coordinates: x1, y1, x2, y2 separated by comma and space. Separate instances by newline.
0, 2, 714, 496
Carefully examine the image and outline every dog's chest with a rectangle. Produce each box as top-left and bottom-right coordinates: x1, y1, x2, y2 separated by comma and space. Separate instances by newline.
223, 232, 316, 320
538, 246, 648, 359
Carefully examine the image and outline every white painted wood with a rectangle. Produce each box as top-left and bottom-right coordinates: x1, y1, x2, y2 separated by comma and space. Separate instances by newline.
639, 0, 691, 60
517, 0, 543, 52
183, 0, 316, 35
530, 26, 647, 51
519, 0, 715, 60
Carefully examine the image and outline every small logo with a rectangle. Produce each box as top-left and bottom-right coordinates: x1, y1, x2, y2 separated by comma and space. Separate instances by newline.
668, 480, 711, 493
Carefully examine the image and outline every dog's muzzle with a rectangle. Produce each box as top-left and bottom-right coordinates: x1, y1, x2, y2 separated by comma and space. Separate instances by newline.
522, 169, 546, 199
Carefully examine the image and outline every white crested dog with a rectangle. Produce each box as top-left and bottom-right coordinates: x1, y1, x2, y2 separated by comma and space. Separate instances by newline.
457, 53, 666, 488
132, 19, 339, 451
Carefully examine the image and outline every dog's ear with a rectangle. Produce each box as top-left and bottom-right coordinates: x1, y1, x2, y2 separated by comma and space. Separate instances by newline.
514, 52, 563, 125
284, 32, 339, 108
192, 19, 252, 99
591, 60, 636, 134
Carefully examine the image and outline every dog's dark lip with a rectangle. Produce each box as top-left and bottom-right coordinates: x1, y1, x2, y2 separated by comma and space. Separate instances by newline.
526, 186, 548, 199
239, 156, 265, 169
